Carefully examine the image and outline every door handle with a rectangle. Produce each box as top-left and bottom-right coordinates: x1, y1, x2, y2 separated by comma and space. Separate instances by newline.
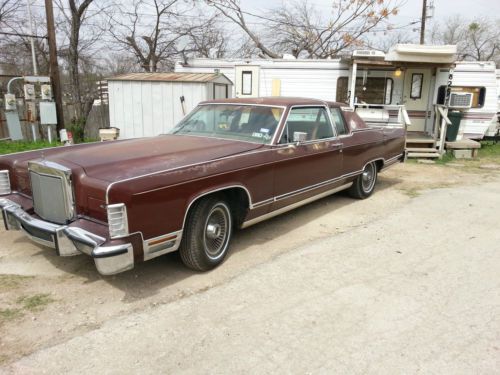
330, 143, 343, 152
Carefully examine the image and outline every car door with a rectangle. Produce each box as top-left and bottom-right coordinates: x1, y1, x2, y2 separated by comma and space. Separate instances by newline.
271, 106, 343, 210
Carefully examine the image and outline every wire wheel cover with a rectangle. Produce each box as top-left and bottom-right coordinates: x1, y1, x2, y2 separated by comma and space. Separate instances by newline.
361, 163, 376, 192
203, 204, 230, 259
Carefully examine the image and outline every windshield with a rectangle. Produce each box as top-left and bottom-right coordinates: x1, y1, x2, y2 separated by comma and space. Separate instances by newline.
170, 104, 283, 144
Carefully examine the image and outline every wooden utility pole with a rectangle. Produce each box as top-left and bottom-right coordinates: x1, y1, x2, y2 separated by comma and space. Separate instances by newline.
44, 0, 65, 131
420, 0, 427, 45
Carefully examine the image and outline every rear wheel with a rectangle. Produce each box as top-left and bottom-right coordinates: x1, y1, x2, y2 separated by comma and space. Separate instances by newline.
349, 161, 378, 199
180, 196, 233, 271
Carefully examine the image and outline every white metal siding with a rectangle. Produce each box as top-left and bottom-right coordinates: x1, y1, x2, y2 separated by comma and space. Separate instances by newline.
108, 80, 208, 138
435, 62, 497, 138
175, 59, 347, 100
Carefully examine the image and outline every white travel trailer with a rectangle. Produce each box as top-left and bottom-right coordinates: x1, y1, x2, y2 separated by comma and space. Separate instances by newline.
175, 45, 498, 154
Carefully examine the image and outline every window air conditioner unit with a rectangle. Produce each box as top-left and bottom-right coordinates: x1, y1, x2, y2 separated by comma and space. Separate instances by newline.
448, 92, 473, 109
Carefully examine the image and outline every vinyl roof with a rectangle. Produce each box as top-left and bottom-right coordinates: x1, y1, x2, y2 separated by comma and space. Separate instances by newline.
107, 72, 231, 83
200, 97, 343, 107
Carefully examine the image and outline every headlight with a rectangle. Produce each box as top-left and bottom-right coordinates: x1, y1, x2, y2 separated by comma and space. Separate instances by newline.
107, 203, 129, 238
0, 170, 11, 195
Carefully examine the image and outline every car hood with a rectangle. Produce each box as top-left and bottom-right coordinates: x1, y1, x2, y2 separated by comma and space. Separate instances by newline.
50, 135, 264, 182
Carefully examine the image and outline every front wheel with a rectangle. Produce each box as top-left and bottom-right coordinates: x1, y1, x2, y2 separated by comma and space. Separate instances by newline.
349, 161, 378, 199
180, 196, 233, 271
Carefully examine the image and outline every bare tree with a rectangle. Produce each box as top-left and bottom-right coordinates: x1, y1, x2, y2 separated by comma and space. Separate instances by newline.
181, 14, 227, 59
54, 0, 98, 121
370, 30, 417, 53
429, 15, 466, 45
0, 1, 49, 75
431, 16, 500, 64
0, 0, 20, 26
108, 0, 188, 72
461, 19, 500, 62
205, 0, 281, 58
206, 0, 401, 58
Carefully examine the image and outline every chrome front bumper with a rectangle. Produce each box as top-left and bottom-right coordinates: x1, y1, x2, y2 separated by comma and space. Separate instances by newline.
0, 198, 134, 275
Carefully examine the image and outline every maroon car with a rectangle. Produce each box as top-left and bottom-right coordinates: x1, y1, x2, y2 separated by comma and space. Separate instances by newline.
0, 98, 405, 275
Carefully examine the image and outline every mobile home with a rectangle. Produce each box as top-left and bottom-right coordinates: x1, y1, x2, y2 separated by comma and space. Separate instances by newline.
175, 45, 498, 151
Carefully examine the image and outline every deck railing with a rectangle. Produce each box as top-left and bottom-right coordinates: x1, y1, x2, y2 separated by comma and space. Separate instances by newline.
354, 103, 410, 128
433, 105, 452, 155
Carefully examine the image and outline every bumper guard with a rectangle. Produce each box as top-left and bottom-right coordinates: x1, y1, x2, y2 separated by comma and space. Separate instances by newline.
0, 198, 134, 275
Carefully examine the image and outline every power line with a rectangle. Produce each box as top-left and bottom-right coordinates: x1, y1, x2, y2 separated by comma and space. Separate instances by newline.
26, 1, 418, 33
0, 31, 47, 38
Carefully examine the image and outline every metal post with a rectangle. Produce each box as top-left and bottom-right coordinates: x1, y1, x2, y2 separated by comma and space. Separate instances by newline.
349, 62, 357, 108
45, 0, 65, 132
26, 0, 38, 75
31, 124, 37, 141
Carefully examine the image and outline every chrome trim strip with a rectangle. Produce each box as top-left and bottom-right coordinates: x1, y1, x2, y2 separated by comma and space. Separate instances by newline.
143, 230, 183, 261
198, 102, 287, 110
241, 182, 353, 229
250, 169, 362, 208
380, 153, 404, 170
273, 170, 360, 202
180, 185, 254, 234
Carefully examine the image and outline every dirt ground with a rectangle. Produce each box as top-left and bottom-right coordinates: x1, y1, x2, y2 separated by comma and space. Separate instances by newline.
1, 159, 499, 372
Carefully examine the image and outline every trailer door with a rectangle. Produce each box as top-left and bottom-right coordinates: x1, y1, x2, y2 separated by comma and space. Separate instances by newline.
403, 68, 432, 132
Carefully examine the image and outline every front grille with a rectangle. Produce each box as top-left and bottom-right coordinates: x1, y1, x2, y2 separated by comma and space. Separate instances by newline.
28, 161, 75, 225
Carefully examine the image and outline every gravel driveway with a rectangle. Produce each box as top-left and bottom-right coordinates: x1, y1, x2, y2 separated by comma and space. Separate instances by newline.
1, 163, 499, 374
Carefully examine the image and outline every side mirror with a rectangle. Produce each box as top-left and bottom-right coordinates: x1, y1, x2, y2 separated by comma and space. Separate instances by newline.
293, 131, 307, 144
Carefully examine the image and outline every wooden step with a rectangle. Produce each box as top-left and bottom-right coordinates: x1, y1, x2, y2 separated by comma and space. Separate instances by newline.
405, 138, 436, 144
407, 152, 440, 158
405, 147, 438, 152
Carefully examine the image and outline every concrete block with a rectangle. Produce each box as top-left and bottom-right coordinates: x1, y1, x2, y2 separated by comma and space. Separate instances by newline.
453, 149, 473, 159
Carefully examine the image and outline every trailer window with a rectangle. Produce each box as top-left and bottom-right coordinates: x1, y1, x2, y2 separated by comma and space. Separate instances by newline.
410, 73, 423, 99
436, 86, 486, 108
336, 77, 394, 105
242, 71, 252, 95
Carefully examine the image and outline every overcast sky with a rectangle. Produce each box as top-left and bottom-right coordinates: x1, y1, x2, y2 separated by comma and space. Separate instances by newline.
246, 0, 500, 38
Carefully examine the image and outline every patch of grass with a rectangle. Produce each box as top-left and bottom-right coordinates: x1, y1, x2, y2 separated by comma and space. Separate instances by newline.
0, 140, 62, 155
17, 293, 54, 312
400, 188, 421, 198
435, 152, 455, 165
0, 308, 23, 323
478, 141, 500, 159
0, 274, 32, 292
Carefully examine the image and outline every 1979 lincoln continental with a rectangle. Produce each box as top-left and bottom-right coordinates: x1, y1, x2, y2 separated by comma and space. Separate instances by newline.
0, 98, 406, 275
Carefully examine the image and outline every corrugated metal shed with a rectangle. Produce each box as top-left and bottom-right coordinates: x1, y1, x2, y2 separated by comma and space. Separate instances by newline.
107, 72, 233, 139
108, 72, 232, 84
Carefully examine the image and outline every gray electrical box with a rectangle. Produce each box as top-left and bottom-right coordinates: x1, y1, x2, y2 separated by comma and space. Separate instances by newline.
40, 102, 57, 124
